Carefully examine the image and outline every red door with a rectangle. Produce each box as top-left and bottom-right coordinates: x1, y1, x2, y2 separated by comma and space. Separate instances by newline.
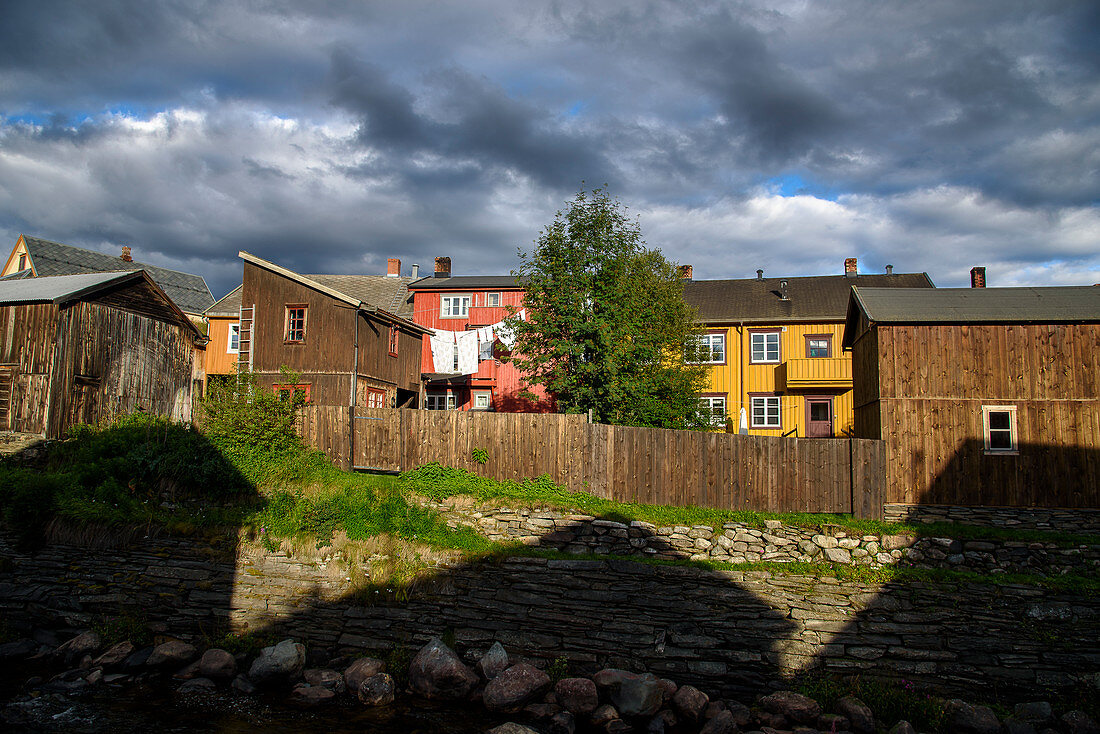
806, 398, 833, 438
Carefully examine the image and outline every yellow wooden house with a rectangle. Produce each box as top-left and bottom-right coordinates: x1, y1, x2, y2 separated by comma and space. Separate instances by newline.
682, 259, 933, 437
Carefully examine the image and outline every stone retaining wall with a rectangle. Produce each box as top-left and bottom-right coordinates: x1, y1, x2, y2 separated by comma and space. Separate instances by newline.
883, 503, 1100, 533
441, 505, 1100, 577
2, 531, 1098, 702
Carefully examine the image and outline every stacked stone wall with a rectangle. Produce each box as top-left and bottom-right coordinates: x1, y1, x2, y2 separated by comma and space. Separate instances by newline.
2, 529, 1098, 702
883, 503, 1100, 532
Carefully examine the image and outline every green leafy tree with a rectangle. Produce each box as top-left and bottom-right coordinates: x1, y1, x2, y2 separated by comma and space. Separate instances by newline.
507, 188, 711, 428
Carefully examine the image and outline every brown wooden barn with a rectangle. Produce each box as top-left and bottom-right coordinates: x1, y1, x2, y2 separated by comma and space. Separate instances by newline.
843, 285, 1100, 511
237, 252, 429, 409
0, 271, 206, 437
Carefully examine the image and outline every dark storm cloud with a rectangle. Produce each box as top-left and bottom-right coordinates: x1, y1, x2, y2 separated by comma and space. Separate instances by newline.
0, 0, 1096, 291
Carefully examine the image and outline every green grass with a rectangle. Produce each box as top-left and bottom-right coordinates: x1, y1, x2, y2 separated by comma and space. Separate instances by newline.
400, 464, 1098, 547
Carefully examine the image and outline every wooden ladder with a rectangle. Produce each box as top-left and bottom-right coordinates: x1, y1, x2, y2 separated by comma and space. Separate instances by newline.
237, 304, 255, 376
0, 366, 14, 431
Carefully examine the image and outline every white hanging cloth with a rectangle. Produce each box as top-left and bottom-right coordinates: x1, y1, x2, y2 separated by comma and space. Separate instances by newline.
456, 331, 480, 374
495, 309, 526, 349
738, 407, 749, 435
429, 329, 456, 373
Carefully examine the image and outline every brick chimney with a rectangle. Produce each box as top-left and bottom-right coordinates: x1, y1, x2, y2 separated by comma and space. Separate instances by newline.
844, 257, 857, 277
678, 264, 693, 281
434, 256, 451, 278
970, 266, 986, 288
120, 246, 133, 262
387, 258, 401, 277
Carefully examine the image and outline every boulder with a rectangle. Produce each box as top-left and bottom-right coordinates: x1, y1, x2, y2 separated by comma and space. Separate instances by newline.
91, 641, 134, 670
726, 701, 752, 728
524, 703, 562, 719
0, 639, 40, 661
231, 674, 257, 695
344, 656, 385, 692
593, 669, 664, 718
477, 641, 510, 680
173, 659, 203, 680
889, 721, 917, 734
819, 714, 852, 732
591, 704, 620, 726
555, 677, 599, 716
123, 646, 153, 670
549, 711, 576, 734
700, 710, 739, 734
248, 639, 305, 687
358, 673, 395, 706
837, 696, 875, 734
407, 638, 478, 701
487, 725, 540, 734
671, 684, 709, 722
289, 683, 336, 707
484, 663, 551, 713
146, 640, 198, 670
1014, 702, 1053, 725
198, 648, 237, 681
944, 699, 1002, 734
177, 677, 216, 693
56, 631, 103, 664
760, 690, 821, 725
1062, 711, 1100, 734
304, 668, 345, 693
1004, 718, 1038, 734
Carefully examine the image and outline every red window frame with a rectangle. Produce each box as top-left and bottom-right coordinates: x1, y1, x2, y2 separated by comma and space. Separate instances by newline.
748, 329, 782, 364
388, 324, 399, 357
284, 304, 307, 343
365, 387, 386, 409
273, 383, 311, 403
805, 334, 832, 358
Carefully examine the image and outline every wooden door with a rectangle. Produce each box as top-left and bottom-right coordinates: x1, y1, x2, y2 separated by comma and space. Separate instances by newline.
0, 366, 14, 430
352, 408, 403, 471
806, 397, 833, 438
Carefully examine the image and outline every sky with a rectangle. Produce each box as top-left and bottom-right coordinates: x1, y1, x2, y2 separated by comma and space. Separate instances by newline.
1, 0, 1098, 300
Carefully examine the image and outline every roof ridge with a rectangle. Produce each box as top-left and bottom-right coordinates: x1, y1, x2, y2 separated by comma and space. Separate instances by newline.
23, 234, 211, 289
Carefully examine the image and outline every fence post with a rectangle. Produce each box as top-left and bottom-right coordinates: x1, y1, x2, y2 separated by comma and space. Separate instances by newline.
849, 435, 856, 517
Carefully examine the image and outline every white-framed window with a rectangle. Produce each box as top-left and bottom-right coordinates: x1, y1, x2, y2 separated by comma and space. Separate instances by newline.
982, 405, 1018, 454
427, 393, 457, 411
441, 294, 471, 318
227, 323, 240, 354
485, 292, 501, 307
750, 331, 781, 363
750, 395, 781, 428
689, 333, 725, 364
473, 391, 492, 410
365, 388, 386, 409
699, 396, 727, 427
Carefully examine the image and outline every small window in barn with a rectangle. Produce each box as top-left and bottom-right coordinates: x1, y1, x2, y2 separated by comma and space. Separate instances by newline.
472, 391, 492, 410
388, 325, 399, 357
284, 305, 307, 343
366, 387, 386, 409
18, 253, 27, 270
982, 406, 1018, 454
227, 324, 240, 354
485, 292, 501, 307
273, 384, 311, 404
750, 331, 781, 363
806, 335, 831, 358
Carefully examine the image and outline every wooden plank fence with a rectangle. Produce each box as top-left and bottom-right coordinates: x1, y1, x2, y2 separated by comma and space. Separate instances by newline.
297, 407, 887, 518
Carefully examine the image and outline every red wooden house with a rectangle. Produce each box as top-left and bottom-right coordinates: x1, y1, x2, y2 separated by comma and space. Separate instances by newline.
408, 257, 552, 412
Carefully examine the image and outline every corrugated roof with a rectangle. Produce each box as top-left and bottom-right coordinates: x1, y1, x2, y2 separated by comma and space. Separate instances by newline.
205, 285, 242, 317
683, 272, 934, 323
20, 235, 215, 313
408, 275, 524, 291
0, 271, 140, 305
851, 286, 1100, 324
308, 274, 415, 317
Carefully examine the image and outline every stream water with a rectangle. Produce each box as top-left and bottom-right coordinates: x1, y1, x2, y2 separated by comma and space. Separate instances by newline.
2, 670, 512, 733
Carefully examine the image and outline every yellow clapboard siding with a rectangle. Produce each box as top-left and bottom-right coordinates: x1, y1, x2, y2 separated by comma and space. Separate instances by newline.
699, 322, 854, 437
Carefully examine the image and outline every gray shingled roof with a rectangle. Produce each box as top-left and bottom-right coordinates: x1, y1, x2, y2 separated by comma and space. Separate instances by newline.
0, 271, 139, 305
851, 286, 1100, 324
205, 285, 242, 317
408, 275, 524, 291
308, 274, 415, 317
20, 235, 214, 314
683, 272, 935, 323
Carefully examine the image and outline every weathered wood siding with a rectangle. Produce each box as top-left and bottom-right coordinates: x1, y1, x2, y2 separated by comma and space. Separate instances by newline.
0, 303, 58, 432
298, 407, 887, 518
241, 262, 422, 406
47, 302, 195, 437
854, 322, 1100, 507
